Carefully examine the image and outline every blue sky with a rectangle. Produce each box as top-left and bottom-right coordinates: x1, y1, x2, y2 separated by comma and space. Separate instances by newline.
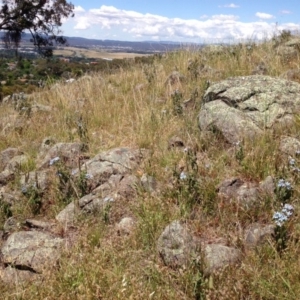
61, 1, 300, 42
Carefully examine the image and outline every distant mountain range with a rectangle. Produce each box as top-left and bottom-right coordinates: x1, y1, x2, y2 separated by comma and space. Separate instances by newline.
0, 32, 203, 54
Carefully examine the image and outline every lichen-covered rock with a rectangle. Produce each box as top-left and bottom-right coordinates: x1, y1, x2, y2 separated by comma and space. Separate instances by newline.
204, 244, 241, 274
0, 148, 22, 170
56, 148, 144, 225
0, 266, 41, 285
37, 142, 87, 169
72, 147, 143, 192
56, 201, 78, 225
1, 231, 64, 273
157, 221, 197, 268
116, 217, 135, 236
244, 223, 275, 248
279, 136, 300, 156
20, 170, 51, 192
217, 178, 259, 208
199, 75, 300, 143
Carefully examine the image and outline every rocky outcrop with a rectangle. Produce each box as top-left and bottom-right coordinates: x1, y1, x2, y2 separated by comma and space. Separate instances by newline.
199, 75, 300, 143
1, 231, 64, 274
217, 176, 275, 208
157, 221, 241, 274
56, 147, 144, 225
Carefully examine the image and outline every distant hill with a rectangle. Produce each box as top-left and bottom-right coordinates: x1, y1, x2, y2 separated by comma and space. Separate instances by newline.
0, 32, 203, 54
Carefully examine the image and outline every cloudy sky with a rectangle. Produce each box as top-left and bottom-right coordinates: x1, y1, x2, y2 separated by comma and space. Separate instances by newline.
62, 0, 300, 43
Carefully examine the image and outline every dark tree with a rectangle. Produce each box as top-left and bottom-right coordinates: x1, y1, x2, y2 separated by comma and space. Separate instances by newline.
0, 0, 74, 56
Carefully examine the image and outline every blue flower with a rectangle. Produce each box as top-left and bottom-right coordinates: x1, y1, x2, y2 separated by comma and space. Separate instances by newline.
289, 158, 296, 166
277, 179, 292, 190
21, 186, 27, 194
180, 172, 187, 180
85, 173, 93, 180
273, 203, 294, 226
273, 211, 288, 226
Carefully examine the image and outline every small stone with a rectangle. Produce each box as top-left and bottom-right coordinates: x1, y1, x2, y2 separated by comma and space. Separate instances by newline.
116, 217, 135, 235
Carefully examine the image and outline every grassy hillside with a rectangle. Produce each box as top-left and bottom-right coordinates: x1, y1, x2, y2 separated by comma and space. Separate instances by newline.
1, 33, 300, 299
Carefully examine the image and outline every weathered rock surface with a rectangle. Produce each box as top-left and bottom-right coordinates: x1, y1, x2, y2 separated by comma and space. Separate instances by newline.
244, 223, 275, 248
157, 221, 197, 268
199, 75, 300, 143
37, 142, 87, 169
279, 136, 300, 156
204, 244, 241, 274
75, 147, 142, 189
0, 266, 41, 285
0, 148, 22, 169
56, 148, 143, 224
20, 170, 51, 192
116, 217, 135, 236
217, 178, 259, 208
1, 231, 64, 273
157, 221, 241, 274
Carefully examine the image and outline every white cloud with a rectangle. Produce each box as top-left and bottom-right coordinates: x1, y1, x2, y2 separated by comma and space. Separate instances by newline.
280, 10, 292, 15
74, 6, 85, 13
219, 3, 240, 8
65, 5, 300, 42
255, 12, 275, 20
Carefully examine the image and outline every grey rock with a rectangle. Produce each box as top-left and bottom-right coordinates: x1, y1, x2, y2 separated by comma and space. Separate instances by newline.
199, 75, 300, 144
79, 193, 111, 213
1, 231, 64, 273
56, 148, 144, 223
0, 266, 41, 285
116, 217, 135, 236
20, 170, 51, 192
217, 178, 259, 208
157, 221, 197, 268
3, 217, 20, 233
0, 191, 19, 206
141, 174, 157, 193
157, 221, 241, 273
244, 223, 275, 248
56, 201, 79, 225
25, 219, 56, 231
204, 244, 241, 275
279, 136, 300, 156
74, 147, 143, 192
0, 154, 30, 186
259, 176, 275, 195
37, 142, 87, 169
0, 148, 22, 170
117, 175, 138, 198
4, 154, 29, 172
